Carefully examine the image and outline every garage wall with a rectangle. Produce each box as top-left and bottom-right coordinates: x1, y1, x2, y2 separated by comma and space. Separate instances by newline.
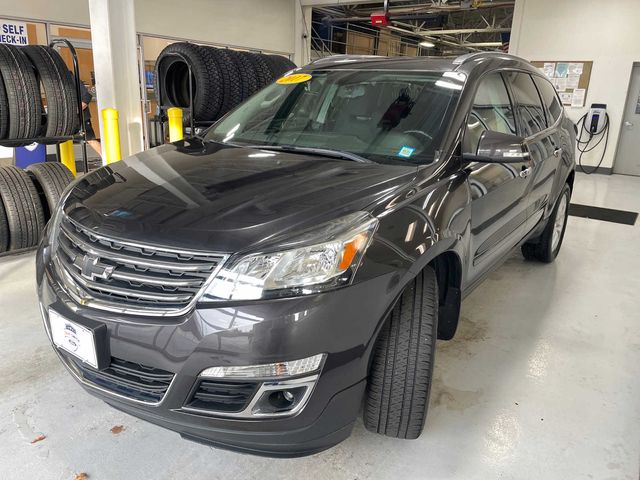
510, 0, 640, 172
134, 0, 295, 53
0, 0, 296, 53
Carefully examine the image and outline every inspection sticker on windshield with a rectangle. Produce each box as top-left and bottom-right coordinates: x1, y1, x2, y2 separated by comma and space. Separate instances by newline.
276, 73, 312, 85
398, 146, 415, 158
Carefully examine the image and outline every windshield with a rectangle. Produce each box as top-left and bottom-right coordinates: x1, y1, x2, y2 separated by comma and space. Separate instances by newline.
204, 69, 462, 165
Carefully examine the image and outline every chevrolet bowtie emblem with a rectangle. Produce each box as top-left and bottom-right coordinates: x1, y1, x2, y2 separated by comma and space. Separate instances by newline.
73, 254, 115, 281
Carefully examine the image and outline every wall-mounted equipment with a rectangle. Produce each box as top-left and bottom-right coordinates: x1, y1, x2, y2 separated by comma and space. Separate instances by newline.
576, 103, 610, 174
370, 12, 390, 26
587, 103, 607, 134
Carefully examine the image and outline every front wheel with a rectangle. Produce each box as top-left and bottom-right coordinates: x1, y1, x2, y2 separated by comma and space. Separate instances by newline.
363, 267, 438, 439
522, 184, 571, 263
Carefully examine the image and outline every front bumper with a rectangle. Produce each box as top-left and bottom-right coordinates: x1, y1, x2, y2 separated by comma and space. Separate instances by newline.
37, 243, 400, 457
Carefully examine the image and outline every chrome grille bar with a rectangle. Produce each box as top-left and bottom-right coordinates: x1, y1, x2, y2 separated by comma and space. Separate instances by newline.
53, 215, 228, 316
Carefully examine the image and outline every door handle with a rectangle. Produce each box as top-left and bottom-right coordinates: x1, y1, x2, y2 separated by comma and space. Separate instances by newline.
520, 167, 532, 178
624, 121, 634, 128
553, 147, 563, 158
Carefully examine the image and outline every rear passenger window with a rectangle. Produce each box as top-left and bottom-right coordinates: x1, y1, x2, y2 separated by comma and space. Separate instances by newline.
504, 72, 546, 136
463, 73, 516, 154
533, 75, 563, 126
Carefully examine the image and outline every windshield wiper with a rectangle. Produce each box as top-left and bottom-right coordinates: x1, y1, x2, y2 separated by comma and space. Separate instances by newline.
245, 144, 372, 163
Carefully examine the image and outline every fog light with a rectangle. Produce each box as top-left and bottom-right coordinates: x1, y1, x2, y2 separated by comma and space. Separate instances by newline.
282, 390, 294, 402
252, 385, 309, 415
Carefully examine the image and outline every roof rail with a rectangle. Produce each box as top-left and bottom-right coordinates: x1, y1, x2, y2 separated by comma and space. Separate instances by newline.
452, 51, 524, 65
309, 54, 383, 65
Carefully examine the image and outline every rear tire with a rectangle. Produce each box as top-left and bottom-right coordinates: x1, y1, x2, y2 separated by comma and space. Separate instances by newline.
364, 267, 438, 439
522, 183, 571, 263
26, 162, 74, 221
0, 166, 45, 250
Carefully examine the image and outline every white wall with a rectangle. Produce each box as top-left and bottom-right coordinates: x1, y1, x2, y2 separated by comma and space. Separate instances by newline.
134, 0, 295, 53
510, 0, 640, 171
0, 0, 296, 53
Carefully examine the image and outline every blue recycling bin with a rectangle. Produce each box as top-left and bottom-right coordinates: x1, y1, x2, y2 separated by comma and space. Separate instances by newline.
14, 143, 46, 168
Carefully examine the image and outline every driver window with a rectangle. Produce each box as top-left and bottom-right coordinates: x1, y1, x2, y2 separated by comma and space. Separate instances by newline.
463, 73, 516, 154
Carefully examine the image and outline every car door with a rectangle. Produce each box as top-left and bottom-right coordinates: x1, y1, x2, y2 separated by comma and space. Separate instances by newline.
503, 72, 561, 233
463, 72, 532, 285
531, 74, 566, 223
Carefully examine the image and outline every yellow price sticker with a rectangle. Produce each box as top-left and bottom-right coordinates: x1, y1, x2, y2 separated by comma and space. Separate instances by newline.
276, 73, 312, 85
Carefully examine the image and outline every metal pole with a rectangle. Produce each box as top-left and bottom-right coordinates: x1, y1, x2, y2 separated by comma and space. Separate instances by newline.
187, 63, 194, 134
50, 38, 89, 173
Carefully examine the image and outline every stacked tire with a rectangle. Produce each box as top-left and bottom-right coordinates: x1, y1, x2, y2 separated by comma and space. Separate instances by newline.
0, 162, 74, 254
0, 44, 79, 143
154, 42, 296, 123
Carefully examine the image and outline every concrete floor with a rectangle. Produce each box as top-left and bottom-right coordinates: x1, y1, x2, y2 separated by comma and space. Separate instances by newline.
1, 172, 639, 480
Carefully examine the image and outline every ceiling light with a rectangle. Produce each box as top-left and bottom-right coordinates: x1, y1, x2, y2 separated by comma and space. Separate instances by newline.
419, 40, 435, 48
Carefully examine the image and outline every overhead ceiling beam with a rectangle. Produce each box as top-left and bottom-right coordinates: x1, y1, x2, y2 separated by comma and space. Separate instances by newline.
462, 41, 503, 47
417, 27, 511, 35
386, 25, 481, 52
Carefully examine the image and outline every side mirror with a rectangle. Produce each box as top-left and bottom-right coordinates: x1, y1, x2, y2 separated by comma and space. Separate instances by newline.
463, 131, 530, 163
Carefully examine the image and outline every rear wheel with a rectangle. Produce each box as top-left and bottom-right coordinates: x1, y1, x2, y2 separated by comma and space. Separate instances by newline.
522, 183, 571, 263
364, 267, 438, 439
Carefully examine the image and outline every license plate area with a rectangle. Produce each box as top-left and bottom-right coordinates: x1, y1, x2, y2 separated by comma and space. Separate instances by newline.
49, 309, 110, 370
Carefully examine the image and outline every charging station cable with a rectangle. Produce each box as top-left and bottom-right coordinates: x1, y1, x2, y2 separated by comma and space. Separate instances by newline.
576, 112, 610, 174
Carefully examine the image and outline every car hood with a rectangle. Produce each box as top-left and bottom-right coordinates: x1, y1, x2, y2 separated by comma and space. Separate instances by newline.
63, 139, 418, 253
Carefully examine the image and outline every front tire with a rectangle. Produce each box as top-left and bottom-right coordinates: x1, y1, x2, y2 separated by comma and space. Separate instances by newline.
364, 267, 438, 439
522, 183, 571, 263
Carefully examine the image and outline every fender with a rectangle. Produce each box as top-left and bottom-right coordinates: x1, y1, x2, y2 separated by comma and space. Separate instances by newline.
360, 164, 471, 340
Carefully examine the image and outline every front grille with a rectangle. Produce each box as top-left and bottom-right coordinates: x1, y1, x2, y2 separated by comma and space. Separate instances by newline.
72, 356, 174, 403
186, 379, 259, 413
55, 215, 226, 315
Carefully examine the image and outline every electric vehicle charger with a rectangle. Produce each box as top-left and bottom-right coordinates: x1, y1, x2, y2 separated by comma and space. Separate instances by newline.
576, 103, 610, 174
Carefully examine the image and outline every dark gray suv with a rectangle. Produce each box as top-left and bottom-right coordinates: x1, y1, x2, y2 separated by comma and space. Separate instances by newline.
36, 52, 575, 457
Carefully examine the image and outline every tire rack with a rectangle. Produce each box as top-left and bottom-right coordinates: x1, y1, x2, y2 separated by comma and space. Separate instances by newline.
153, 50, 214, 146
0, 38, 89, 174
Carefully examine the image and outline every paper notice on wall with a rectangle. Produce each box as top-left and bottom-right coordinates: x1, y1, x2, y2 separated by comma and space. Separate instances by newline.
568, 62, 584, 75
571, 88, 586, 108
559, 92, 573, 105
0, 19, 29, 45
554, 77, 568, 92
555, 62, 569, 78
566, 74, 580, 90
543, 62, 555, 78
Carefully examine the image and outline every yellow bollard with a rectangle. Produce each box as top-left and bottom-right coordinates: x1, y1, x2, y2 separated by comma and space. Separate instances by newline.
167, 107, 184, 143
59, 140, 76, 176
101, 108, 121, 164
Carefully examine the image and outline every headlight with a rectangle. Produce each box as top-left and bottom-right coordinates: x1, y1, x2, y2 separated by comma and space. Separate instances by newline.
199, 354, 325, 379
202, 211, 378, 301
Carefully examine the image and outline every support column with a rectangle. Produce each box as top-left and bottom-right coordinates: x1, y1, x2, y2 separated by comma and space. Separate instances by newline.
294, 1, 312, 67
88, 0, 143, 162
